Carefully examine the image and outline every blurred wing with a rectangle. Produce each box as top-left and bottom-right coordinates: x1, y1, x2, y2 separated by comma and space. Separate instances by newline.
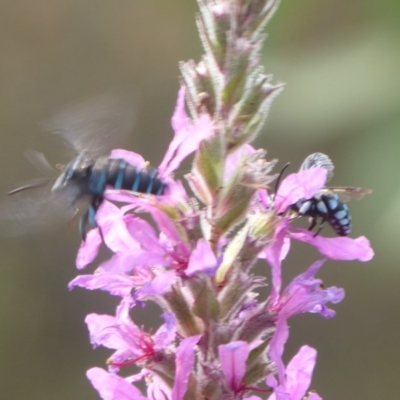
24, 150, 57, 177
0, 182, 84, 236
44, 92, 137, 157
300, 152, 335, 182
323, 187, 372, 202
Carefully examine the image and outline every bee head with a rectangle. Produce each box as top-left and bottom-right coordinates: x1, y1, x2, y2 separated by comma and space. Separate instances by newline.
52, 153, 93, 191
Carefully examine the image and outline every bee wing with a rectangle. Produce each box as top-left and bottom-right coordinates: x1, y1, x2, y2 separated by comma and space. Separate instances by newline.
322, 187, 372, 202
0, 182, 84, 236
24, 150, 57, 178
44, 92, 137, 157
299, 152, 335, 182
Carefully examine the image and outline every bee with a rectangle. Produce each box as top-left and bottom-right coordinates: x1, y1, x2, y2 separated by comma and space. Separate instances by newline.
290, 152, 371, 236
1, 93, 167, 239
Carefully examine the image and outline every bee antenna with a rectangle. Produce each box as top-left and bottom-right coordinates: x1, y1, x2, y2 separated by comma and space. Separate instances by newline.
274, 162, 291, 194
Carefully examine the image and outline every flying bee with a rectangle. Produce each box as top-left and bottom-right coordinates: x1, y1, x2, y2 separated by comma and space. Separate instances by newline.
289, 152, 371, 236
1, 93, 167, 239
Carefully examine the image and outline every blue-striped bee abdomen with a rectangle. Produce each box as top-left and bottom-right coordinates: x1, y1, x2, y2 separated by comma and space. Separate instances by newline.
291, 192, 352, 236
88, 157, 166, 197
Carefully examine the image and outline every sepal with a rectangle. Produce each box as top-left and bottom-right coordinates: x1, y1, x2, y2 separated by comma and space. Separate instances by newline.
193, 134, 225, 202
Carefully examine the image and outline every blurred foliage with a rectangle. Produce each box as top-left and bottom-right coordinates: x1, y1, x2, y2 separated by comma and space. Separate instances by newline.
0, 1, 398, 399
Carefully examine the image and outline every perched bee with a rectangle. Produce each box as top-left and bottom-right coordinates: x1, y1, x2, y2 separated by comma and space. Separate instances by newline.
290, 152, 371, 236
2, 93, 167, 239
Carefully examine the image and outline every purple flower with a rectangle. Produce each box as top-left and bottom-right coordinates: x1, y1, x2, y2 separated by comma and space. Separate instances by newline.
86, 320, 200, 400
267, 345, 321, 400
85, 298, 176, 369
69, 269, 146, 298
138, 270, 178, 298
158, 86, 214, 177
71, 203, 184, 298
75, 200, 141, 270
75, 228, 103, 270
268, 259, 345, 320
76, 184, 193, 277
185, 238, 218, 277
266, 259, 344, 390
218, 341, 250, 393
172, 334, 202, 400
71, 197, 218, 301
87, 367, 148, 400
265, 219, 291, 301
70, 98, 373, 400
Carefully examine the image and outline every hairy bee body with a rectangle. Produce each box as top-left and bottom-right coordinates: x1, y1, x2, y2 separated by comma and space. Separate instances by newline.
90, 157, 165, 196
291, 192, 351, 236
288, 152, 370, 237
54, 154, 166, 197
51, 153, 166, 238
2, 93, 168, 239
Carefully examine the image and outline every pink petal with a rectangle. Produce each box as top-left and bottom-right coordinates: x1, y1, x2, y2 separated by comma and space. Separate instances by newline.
96, 201, 139, 253
99, 251, 165, 274
186, 239, 217, 276
285, 346, 317, 400
159, 87, 214, 176
225, 144, 255, 182
110, 149, 145, 168
86, 367, 147, 400
265, 220, 290, 301
290, 229, 374, 261
115, 296, 135, 320
154, 313, 176, 349
267, 385, 291, 400
268, 317, 289, 384
266, 374, 278, 393
139, 271, 177, 297
85, 313, 132, 351
149, 206, 183, 246
171, 86, 188, 137
125, 215, 162, 251
76, 228, 102, 269
158, 87, 188, 174
165, 114, 213, 176
218, 341, 250, 391
275, 169, 327, 214
104, 190, 141, 204
279, 259, 345, 320
69, 272, 134, 297
172, 334, 202, 400
146, 373, 172, 399
160, 178, 189, 203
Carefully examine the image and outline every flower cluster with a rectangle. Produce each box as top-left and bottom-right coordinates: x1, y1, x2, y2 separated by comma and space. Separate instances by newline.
70, 1, 374, 399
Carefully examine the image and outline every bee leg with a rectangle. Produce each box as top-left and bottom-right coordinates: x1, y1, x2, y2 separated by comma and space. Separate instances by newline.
313, 218, 326, 237
79, 210, 89, 241
308, 217, 317, 232
78, 199, 102, 241
88, 195, 105, 242
88, 204, 97, 228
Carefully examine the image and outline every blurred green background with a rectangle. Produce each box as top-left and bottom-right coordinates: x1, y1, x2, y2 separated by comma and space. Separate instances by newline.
0, 1, 398, 399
